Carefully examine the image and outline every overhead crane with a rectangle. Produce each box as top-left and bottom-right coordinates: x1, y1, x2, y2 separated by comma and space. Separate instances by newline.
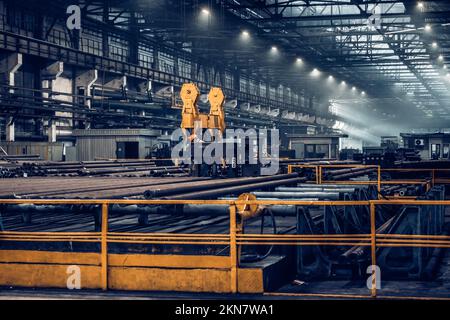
180, 83, 226, 140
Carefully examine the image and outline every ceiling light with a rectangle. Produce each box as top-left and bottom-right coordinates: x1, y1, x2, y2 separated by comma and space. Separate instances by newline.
352, 86, 356, 91
296, 57, 303, 63
311, 68, 320, 77
417, 2, 424, 9
432, 42, 438, 48
241, 30, 250, 38
341, 81, 346, 85
271, 46, 277, 51
362, 91, 366, 95
201, 8, 210, 15
425, 24, 432, 31
438, 55, 444, 61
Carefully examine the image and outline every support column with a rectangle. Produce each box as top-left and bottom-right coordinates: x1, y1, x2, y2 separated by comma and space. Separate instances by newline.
41, 61, 64, 98
0, 53, 23, 92
48, 120, 57, 143
75, 69, 98, 108
6, 117, 14, 142
41, 61, 67, 142
233, 67, 240, 92
75, 69, 98, 129
128, 11, 139, 64
102, 2, 110, 58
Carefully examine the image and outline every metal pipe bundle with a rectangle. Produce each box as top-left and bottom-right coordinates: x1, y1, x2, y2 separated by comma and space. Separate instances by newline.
164, 176, 305, 200
144, 173, 301, 199
252, 191, 340, 200
295, 183, 369, 189
325, 167, 376, 180
276, 187, 356, 193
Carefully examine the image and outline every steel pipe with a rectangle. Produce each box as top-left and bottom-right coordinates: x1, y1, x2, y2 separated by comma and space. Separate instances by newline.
252, 191, 340, 200
144, 173, 301, 199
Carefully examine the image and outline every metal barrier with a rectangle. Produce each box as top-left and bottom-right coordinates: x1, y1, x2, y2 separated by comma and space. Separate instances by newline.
286, 164, 445, 198
381, 168, 450, 187
0, 197, 449, 299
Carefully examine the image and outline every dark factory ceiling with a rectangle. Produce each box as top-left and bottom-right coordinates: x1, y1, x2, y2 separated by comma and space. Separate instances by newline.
23, 0, 450, 130
108, 0, 450, 127
216, 0, 450, 125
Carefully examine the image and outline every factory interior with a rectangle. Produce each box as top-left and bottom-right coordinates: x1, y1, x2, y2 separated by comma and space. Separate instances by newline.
1, 0, 450, 304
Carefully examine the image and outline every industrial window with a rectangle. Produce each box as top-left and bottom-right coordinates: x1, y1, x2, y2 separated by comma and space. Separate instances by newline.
249, 79, 257, 95
178, 58, 191, 79
196, 65, 205, 82
158, 52, 174, 74
109, 36, 129, 62
213, 68, 221, 86
293, 93, 299, 105
316, 144, 329, 158
443, 144, 449, 159
80, 28, 103, 55
305, 145, 314, 154
269, 86, 276, 100
286, 88, 292, 104
239, 78, 248, 93
224, 73, 233, 89
305, 144, 329, 159
138, 45, 154, 69
277, 85, 283, 102
431, 144, 441, 159
259, 83, 266, 97
48, 27, 71, 48
5, 5, 35, 34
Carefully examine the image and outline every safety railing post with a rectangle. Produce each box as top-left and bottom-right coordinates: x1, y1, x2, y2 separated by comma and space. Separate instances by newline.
315, 166, 319, 184
319, 166, 322, 184
287, 164, 292, 174
101, 202, 109, 290
377, 166, 381, 199
229, 203, 238, 293
432, 169, 435, 187
370, 202, 377, 298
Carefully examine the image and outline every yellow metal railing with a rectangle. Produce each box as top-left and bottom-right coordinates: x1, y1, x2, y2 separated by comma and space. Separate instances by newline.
286, 164, 450, 198
288, 164, 382, 198
1, 198, 450, 299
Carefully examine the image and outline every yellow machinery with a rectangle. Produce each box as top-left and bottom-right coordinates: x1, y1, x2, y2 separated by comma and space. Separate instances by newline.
180, 83, 225, 134
178, 83, 259, 177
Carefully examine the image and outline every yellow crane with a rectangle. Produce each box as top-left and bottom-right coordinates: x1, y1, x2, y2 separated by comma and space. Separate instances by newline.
180, 83, 226, 136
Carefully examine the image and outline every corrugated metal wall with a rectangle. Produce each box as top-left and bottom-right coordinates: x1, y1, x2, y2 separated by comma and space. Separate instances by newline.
0, 142, 63, 161
73, 129, 159, 161
75, 136, 156, 161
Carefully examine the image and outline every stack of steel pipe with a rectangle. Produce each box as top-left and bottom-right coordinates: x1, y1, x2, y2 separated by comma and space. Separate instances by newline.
144, 173, 305, 200
0, 154, 41, 162
247, 184, 367, 200
0, 176, 208, 199
323, 167, 376, 180
6, 160, 187, 177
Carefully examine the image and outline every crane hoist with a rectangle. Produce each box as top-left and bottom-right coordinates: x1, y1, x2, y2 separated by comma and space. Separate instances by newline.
178, 83, 230, 177
179, 82, 261, 177
180, 82, 225, 139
